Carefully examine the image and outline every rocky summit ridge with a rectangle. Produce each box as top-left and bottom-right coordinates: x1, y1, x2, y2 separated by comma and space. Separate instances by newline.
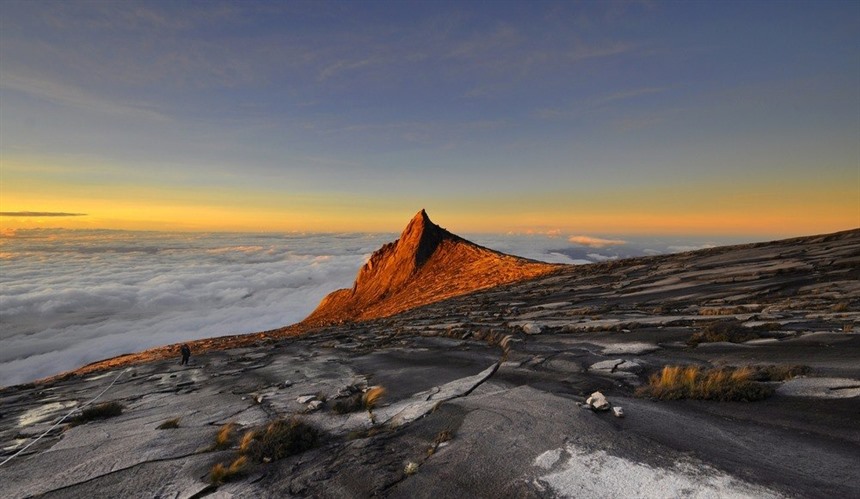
302, 209, 557, 326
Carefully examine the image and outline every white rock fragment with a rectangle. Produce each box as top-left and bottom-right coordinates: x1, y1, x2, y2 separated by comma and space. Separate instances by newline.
307, 400, 323, 411
612, 407, 624, 418
296, 395, 317, 404
256, 395, 265, 404
522, 323, 544, 335
585, 391, 610, 411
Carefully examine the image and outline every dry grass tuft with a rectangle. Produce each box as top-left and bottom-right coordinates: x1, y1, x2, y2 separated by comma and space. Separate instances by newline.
210, 455, 248, 484
332, 384, 385, 414
213, 422, 236, 450
688, 320, 761, 346
831, 301, 850, 312
207, 418, 322, 485
239, 430, 257, 453
157, 417, 180, 429
362, 386, 386, 410
404, 461, 419, 475
751, 364, 811, 381
434, 429, 453, 445
427, 429, 454, 456
329, 383, 364, 411
332, 394, 364, 414
242, 418, 319, 463
210, 463, 229, 484
636, 365, 773, 401
68, 401, 124, 427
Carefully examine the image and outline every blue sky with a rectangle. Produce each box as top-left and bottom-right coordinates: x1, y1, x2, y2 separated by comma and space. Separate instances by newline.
1, 0, 858, 234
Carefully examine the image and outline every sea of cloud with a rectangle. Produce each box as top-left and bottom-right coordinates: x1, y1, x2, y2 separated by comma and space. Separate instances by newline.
0, 229, 735, 386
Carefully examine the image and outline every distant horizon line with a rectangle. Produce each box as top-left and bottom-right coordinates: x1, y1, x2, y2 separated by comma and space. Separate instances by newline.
2, 224, 858, 242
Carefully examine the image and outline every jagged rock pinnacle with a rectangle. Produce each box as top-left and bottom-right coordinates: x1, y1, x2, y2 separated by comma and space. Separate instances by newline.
396, 209, 452, 268
398, 209, 440, 267
302, 210, 556, 326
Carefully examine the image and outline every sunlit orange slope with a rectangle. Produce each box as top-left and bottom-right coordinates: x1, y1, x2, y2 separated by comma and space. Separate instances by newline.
302, 209, 559, 326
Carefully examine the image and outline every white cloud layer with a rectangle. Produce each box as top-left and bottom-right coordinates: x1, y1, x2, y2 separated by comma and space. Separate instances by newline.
0, 230, 389, 386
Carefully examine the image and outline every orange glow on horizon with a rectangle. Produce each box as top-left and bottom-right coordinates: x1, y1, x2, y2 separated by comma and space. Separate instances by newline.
2, 158, 857, 237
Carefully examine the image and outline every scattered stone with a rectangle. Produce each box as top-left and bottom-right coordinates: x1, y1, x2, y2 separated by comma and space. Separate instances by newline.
522, 323, 544, 335
256, 395, 265, 404
612, 407, 624, 418
307, 400, 323, 411
585, 391, 611, 411
297, 395, 317, 404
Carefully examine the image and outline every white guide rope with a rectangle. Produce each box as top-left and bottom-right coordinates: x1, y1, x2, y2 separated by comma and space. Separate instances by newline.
0, 367, 131, 468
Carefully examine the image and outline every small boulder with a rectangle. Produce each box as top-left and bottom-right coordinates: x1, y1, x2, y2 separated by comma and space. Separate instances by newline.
612, 407, 624, 418
296, 395, 317, 404
585, 391, 611, 411
522, 323, 543, 335
307, 400, 323, 411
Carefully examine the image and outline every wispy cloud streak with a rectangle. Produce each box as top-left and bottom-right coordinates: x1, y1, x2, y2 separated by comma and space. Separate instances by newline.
568, 235, 627, 248
0, 212, 87, 217
0, 72, 169, 121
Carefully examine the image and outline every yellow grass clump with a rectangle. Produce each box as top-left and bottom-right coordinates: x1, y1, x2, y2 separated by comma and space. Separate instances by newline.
243, 418, 320, 463
362, 386, 386, 410
636, 365, 774, 401
210, 455, 248, 484
67, 401, 124, 427
207, 418, 321, 485
213, 422, 236, 450
239, 430, 257, 453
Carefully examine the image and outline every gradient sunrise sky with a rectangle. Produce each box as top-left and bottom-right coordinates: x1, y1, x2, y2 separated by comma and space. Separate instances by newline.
1, 0, 858, 236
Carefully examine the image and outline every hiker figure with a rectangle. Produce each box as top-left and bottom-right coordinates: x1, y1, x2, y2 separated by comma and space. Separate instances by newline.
180, 344, 191, 365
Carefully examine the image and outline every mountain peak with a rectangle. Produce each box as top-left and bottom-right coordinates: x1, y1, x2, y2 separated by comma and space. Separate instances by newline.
399, 209, 453, 268
301, 210, 557, 326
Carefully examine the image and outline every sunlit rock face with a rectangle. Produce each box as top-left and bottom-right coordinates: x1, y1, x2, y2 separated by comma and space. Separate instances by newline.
302, 210, 557, 325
